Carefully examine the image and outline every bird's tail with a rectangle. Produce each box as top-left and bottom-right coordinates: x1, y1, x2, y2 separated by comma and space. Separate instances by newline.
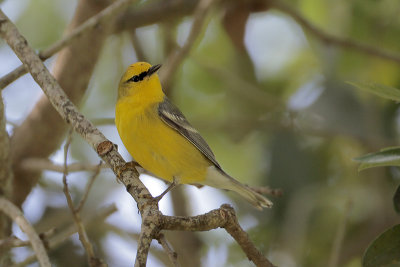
204, 166, 273, 210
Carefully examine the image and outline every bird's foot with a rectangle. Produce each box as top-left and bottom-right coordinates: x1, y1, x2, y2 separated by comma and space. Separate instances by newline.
152, 178, 179, 203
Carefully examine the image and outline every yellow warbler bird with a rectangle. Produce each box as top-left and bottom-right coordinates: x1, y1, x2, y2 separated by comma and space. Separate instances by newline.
115, 62, 272, 209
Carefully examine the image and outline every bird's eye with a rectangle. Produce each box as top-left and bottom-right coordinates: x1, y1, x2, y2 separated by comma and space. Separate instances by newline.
128, 75, 140, 83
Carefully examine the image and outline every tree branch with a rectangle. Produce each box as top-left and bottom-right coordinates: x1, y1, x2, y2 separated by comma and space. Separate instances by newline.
270, 0, 400, 64
114, 0, 197, 33
163, 205, 275, 267
0, 198, 50, 267
135, 210, 162, 267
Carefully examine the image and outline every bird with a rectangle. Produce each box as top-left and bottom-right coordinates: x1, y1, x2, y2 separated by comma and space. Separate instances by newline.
115, 62, 272, 209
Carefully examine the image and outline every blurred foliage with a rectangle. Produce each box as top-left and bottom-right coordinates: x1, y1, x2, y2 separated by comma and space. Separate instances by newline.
2, 0, 400, 266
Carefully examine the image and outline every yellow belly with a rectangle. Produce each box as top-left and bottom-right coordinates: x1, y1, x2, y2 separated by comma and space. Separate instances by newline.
115, 101, 209, 184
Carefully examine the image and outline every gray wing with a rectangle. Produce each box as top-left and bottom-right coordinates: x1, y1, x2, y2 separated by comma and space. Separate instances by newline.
158, 97, 222, 170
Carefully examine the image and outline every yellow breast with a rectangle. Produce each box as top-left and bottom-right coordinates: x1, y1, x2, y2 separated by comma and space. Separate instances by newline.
115, 99, 210, 184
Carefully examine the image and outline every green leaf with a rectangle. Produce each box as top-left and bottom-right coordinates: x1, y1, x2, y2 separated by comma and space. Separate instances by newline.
354, 147, 400, 171
348, 81, 400, 102
363, 224, 400, 267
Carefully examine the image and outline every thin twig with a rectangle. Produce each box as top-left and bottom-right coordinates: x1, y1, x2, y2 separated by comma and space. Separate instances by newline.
62, 132, 103, 266
156, 233, 180, 267
159, 0, 218, 90
0, 228, 55, 250
0, 0, 137, 90
0, 236, 29, 249
75, 161, 102, 213
270, 0, 400, 64
129, 29, 147, 62
0, 198, 50, 267
21, 158, 107, 173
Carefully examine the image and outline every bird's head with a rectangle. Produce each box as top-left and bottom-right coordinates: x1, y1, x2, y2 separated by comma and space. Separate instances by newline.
117, 62, 162, 100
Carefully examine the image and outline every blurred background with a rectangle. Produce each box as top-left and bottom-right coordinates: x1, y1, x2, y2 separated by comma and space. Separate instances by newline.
1, 0, 400, 266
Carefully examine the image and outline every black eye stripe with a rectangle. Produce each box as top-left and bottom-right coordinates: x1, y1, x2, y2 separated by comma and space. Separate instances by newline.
139, 71, 147, 80
127, 70, 148, 83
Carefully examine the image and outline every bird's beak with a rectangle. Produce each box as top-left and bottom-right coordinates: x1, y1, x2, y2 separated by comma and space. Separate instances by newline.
147, 64, 162, 77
